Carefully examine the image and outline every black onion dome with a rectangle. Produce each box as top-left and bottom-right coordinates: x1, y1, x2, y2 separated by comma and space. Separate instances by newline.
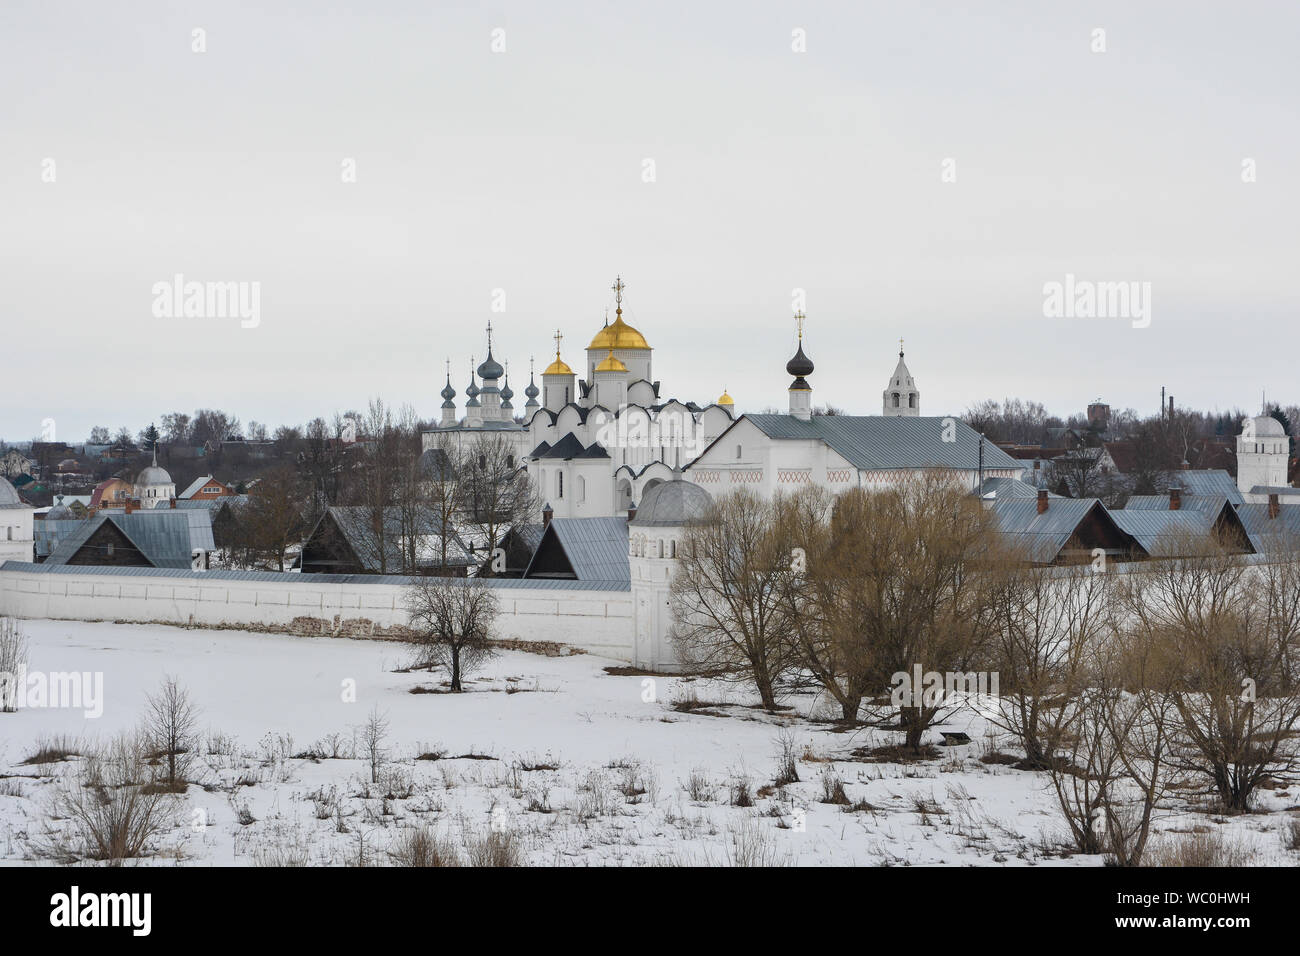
786, 343, 814, 378
440, 375, 456, 401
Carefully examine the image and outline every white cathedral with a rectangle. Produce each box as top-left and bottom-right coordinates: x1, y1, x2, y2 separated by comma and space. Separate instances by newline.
422, 276, 1024, 525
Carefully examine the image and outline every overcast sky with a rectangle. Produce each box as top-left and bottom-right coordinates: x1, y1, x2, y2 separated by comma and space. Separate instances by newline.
3, 0, 1297, 442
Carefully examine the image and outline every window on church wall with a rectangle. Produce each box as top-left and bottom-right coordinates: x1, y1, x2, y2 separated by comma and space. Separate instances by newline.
578, 476, 586, 502
557, 472, 563, 498
670, 540, 677, 558
909, 394, 916, 408
893, 393, 900, 407
658, 539, 664, 558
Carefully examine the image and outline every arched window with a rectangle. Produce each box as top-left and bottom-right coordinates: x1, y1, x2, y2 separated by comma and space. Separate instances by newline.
892, 393, 900, 407
557, 472, 564, 498
578, 476, 586, 502
670, 540, 677, 558
908, 394, 916, 408
658, 539, 665, 558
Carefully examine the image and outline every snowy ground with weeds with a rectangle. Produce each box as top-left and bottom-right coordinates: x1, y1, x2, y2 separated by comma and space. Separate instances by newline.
0, 619, 1295, 866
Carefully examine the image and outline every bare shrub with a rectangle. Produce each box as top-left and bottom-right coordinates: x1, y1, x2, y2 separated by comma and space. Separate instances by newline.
773, 730, 800, 787
389, 826, 462, 867
464, 828, 522, 867
1144, 830, 1251, 867
728, 818, 791, 867
40, 733, 175, 863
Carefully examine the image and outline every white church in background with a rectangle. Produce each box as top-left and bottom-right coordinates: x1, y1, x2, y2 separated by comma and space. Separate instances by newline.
424, 276, 1024, 524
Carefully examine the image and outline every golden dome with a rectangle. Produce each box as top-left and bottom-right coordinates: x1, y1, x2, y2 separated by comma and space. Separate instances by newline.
588, 314, 650, 351
717, 390, 734, 406
594, 349, 628, 373
543, 354, 573, 376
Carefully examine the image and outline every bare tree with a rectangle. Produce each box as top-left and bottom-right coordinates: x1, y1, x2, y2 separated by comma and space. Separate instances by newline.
142, 677, 199, 792
670, 488, 794, 711
457, 433, 535, 574
985, 554, 1114, 767
405, 577, 500, 691
1117, 533, 1300, 812
361, 705, 390, 783
0, 617, 29, 713
239, 465, 307, 571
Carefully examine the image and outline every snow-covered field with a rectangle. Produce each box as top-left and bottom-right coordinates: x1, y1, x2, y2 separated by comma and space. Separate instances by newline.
0, 619, 1293, 866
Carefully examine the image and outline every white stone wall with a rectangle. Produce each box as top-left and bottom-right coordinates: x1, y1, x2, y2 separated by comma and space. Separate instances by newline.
0, 510, 34, 563
0, 565, 635, 661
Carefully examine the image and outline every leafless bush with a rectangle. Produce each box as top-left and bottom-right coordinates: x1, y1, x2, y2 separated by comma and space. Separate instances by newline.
40, 733, 175, 863
464, 828, 522, 867
1144, 830, 1251, 867
772, 730, 800, 787
389, 826, 462, 867
728, 818, 791, 867
820, 768, 850, 805
683, 770, 714, 803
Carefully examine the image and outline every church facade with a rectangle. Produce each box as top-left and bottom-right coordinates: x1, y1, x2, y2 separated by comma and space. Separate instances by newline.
424, 278, 1026, 524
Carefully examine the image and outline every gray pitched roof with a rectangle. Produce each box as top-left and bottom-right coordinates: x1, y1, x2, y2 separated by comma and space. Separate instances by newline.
734, 415, 1022, 473
1108, 509, 1214, 555
44, 511, 212, 568
1235, 504, 1300, 553
524, 517, 629, 585
1124, 494, 1230, 515
319, 506, 474, 571
990, 497, 1111, 563
977, 476, 1061, 500
1169, 470, 1244, 504
1248, 485, 1300, 496
35, 518, 88, 559
174, 495, 249, 512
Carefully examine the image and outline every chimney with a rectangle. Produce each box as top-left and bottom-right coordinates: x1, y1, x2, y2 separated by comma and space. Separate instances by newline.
1269, 493, 1280, 519
1169, 487, 1181, 510
627, 500, 637, 523
125, 498, 139, 514
1169, 395, 1174, 418
542, 502, 553, 528
1037, 489, 1048, 514
169, 497, 177, 509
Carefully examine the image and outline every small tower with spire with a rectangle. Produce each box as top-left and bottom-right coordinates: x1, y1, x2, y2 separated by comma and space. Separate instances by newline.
786, 311, 814, 422
542, 329, 575, 413
882, 338, 919, 416
440, 359, 458, 427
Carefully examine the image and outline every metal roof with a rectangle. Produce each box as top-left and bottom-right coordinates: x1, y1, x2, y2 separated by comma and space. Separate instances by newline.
34, 518, 90, 558
1124, 494, 1230, 515
1171, 470, 1244, 504
525, 517, 630, 585
1234, 504, 1300, 553
43, 511, 213, 568
1108, 509, 1214, 555
0, 560, 628, 591
316, 506, 474, 571
1248, 485, 1300, 496
737, 415, 1023, 473
977, 476, 1061, 500
173, 495, 249, 512
990, 497, 1109, 563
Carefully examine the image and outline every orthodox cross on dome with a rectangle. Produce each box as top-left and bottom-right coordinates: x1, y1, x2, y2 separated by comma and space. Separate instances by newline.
899, 337, 904, 357
553, 329, 563, 358
612, 275, 625, 318
485, 319, 494, 352
794, 309, 806, 339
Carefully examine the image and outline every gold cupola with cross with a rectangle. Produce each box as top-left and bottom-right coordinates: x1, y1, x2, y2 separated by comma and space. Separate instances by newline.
586, 276, 653, 386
